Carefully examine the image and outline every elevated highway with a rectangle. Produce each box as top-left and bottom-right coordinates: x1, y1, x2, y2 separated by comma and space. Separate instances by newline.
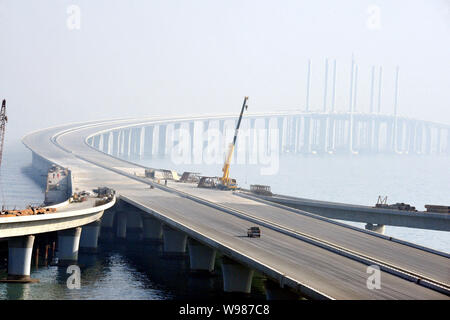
20, 116, 450, 299
238, 192, 450, 232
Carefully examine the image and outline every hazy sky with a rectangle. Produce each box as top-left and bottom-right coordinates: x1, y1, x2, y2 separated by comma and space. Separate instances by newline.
1, 0, 449, 144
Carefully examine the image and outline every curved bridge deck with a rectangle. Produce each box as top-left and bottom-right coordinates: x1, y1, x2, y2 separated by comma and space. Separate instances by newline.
22, 116, 450, 300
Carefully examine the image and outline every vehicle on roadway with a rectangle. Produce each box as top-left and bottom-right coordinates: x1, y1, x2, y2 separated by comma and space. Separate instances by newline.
247, 226, 261, 238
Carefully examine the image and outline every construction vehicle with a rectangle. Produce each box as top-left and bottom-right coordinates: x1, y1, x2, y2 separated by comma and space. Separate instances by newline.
179, 172, 201, 183
374, 196, 417, 211
217, 96, 249, 190
197, 97, 249, 190
250, 184, 273, 196
197, 176, 219, 189
425, 205, 450, 214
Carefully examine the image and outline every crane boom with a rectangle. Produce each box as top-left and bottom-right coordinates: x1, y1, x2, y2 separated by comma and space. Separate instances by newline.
220, 96, 248, 188
0, 99, 7, 169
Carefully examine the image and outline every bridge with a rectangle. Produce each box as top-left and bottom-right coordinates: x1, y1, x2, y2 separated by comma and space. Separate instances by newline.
86, 111, 450, 158
13, 113, 448, 300
238, 192, 450, 233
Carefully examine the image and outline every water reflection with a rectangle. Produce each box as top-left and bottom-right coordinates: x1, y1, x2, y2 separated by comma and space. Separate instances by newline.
0, 239, 266, 300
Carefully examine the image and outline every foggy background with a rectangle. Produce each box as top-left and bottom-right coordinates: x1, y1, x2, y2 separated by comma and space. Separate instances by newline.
0, 0, 449, 146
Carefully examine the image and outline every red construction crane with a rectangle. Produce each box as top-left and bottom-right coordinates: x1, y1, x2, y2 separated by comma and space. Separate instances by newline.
0, 99, 7, 169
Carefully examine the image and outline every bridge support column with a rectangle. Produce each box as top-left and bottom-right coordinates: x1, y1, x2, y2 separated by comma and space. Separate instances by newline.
123, 129, 131, 157
80, 219, 102, 253
373, 120, 380, 153
221, 257, 253, 293
303, 116, 311, 153
365, 223, 385, 234
144, 126, 154, 157
142, 215, 163, 242
102, 133, 110, 154
93, 135, 101, 149
127, 211, 143, 242
162, 226, 187, 254
116, 211, 127, 241
277, 117, 284, 153
188, 239, 216, 272
57, 227, 82, 265
264, 279, 299, 300
5, 235, 35, 282
112, 131, 120, 156
158, 124, 167, 157
100, 209, 115, 241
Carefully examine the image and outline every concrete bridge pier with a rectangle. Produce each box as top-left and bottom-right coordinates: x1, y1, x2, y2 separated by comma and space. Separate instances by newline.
115, 211, 127, 241
302, 116, 311, 153
126, 211, 143, 242
123, 129, 131, 157
100, 209, 115, 241
130, 127, 143, 158
187, 239, 216, 272
142, 215, 163, 243
373, 120, 380, 153
365, 223, 385, 234
158, 124, 167, 157
319, 117, 328, 153
112, 131, 120, 156
57, 227, 82, 265
5, 235, 36, 282
221, 257, 254, 293
264, 279, 299, 300
162, 225, 187, 254
80, 219, 102, 253
144, 126, 154, 157
277, 117, 284, 153
93, 135, 101, 149
327, 118, 336, 153
102, 132, 110, 154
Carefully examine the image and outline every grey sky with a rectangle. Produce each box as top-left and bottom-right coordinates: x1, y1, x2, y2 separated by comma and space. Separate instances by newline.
1, 0, 449, 145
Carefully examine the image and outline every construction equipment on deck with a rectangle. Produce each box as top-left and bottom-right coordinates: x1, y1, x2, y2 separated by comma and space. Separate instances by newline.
196, 97, 249, 191
250, 184, 273, 196
425, 205, 450, 214
197, 176, 219, 189
217, 96, 249, 190
179, 172, 201, 183
374, 196, 417, 211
